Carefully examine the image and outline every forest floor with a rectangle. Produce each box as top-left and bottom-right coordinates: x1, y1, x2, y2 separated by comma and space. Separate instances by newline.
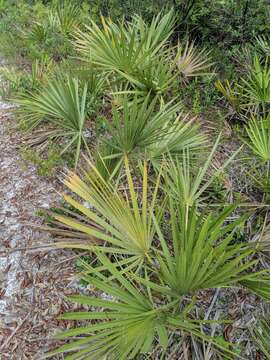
0, 105, 79, 359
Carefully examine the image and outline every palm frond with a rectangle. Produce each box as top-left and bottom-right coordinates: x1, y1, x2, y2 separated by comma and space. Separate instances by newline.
176, 40, 214, 80
51, 157, 162, 261
164, 134, 239, 208
255, 35, 270, 58
240, 276, 270, 301
74, 11, 176, 97
238, 56, 270, 116
101, 95, 206, 169
51, 0, 81, 34
15, 77, 88, 166
244, 114, 270, 162
215, 79, 240, 112
149, 204, 259, 296
48, 253, 237, 359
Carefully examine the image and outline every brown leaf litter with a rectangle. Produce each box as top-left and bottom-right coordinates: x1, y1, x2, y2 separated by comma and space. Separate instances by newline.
0, 110, 81, 359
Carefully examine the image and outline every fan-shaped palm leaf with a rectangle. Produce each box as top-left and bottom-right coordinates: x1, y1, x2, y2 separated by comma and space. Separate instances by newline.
50, 157, 162, 262
164, 134, 240, 209
74, 11, 176, 97
238, 56, 270, 116
15, 77, 88, 166
176, 40, 214, 80
136, 204, 266, 297
47, 253, 238, 359
244, 114, 270, 162
101, 95, 206, 170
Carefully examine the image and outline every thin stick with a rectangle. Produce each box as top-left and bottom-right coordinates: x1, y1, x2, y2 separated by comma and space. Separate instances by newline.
0, 313, 30, 350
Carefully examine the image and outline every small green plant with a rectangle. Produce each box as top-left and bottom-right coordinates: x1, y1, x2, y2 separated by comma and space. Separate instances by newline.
21, 143, 63, 177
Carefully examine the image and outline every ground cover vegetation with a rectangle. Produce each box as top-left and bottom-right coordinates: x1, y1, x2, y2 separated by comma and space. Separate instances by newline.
1, 0, 270, 358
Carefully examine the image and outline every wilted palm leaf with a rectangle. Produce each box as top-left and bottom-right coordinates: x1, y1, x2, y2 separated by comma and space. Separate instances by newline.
51, 157, 162, 261
15, 77, 88, 166
176, 40, 213, 80
245, 114, 270, 162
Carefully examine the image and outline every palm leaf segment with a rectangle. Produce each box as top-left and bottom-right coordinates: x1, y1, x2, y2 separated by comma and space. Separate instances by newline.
245, 114, 270, 162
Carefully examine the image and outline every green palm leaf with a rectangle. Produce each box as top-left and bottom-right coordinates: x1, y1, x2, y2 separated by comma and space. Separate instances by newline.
101, 95, 206, 170
164, 134, 240, 208
15, 77, 89, 167
238, 56, 270, 116
245, 114, 270, 162
47, 254, 238, 360
141, 204, 262, 297
74, 11, 176, 97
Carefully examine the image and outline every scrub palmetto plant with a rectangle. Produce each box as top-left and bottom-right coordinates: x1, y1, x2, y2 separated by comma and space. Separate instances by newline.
238, 56, 270, 116
74, 11, 176, 98
147, 203, 263, 297
48, 158, 270, 358
74, 11, 175, 72
216, 57, 270, 119
15, 77, 89, 167
47, 253, 239, 360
